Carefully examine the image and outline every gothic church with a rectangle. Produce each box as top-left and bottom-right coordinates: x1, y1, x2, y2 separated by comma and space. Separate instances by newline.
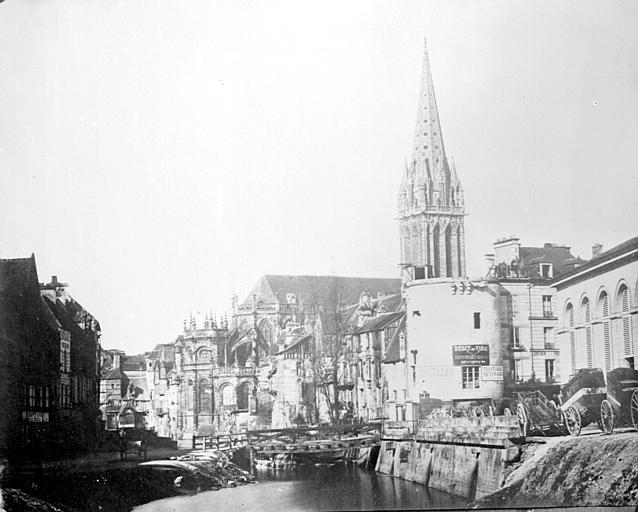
398, 41, 466, 279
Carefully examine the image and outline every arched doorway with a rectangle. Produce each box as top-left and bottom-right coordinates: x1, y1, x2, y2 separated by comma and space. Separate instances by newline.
237, 381, 251, 411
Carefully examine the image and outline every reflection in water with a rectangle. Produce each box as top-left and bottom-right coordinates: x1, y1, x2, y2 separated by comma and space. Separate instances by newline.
134, 462, 467, 511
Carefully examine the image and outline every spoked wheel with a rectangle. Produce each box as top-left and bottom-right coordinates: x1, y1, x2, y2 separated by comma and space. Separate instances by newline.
600, 399, 615, 434
564, 405, 582, 436
517, 403, 530, 436
631, 389, 638, 431
504, 407, 513, 416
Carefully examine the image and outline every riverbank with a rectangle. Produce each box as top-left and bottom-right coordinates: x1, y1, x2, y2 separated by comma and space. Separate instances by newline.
474, 430, 638, 508
0, 447, 252, 512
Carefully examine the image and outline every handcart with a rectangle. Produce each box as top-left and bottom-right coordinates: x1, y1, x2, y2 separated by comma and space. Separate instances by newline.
513, 390, 566, 436
560, 368, 607, 436
599, 367, 638, 433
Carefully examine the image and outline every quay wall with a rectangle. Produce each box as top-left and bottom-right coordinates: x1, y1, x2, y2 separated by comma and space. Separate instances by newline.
374, 416, 522, 500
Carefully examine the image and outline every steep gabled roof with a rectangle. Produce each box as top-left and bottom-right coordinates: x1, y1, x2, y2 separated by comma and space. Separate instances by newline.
121, 354, 147, 372
519, 244, 585, 278
383, 316, 406, 364
241, 275, 401, 309
277, 334, 313, 355
102, 367, 124, 380
352, 312, 404, 335
551, 236, 638, 289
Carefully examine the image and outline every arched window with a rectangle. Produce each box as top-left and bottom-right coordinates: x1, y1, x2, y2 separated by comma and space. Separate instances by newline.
581, 297, 593, 368
425, 224, 431, 273
432, 224, 440, 278
402, 227, 411, 265
220, 384, 234, 408
598, 291, 613, 371
617, 284, 632, 358
456, 225, 462, 277
411, 225, 420, 265
566, 303, 576, 375
237, 382, 251, 411
198, 379, 211, 413
445, 224, 452, 278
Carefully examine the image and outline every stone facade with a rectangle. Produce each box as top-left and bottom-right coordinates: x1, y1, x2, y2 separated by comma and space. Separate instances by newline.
398, 41, 466, 280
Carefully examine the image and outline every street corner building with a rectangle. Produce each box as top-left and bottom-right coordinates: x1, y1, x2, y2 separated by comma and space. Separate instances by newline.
0, 256, 101, 461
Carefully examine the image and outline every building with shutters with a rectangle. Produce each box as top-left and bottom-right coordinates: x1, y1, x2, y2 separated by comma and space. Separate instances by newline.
553, 237, 638, 381
484, 236, 585, 387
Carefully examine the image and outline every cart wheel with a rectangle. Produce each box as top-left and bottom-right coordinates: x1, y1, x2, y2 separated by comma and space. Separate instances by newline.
631, 389, 638, 432
600, 400, 614, 434
564, 406, 582, 436
517, 403, 530, 436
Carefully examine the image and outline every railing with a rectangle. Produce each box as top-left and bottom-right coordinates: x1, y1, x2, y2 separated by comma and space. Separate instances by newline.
382, 420, 417, 437
192, 432, 248, 451
246, 422, 382, 446
212, 367, 257, 377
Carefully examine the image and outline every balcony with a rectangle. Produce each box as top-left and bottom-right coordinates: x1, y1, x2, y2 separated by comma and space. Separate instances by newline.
212, 367, 257, 378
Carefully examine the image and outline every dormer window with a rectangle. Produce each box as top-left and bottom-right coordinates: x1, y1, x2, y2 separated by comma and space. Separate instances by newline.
540, 263, 553, 278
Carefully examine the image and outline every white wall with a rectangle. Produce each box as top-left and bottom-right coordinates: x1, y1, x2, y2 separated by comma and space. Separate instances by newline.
405, 278, 508, 402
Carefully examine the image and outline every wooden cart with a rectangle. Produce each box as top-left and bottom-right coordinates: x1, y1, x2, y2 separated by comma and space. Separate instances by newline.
513, 390, 566, 436
599, 367, 638, 434
560, 368, 608, 436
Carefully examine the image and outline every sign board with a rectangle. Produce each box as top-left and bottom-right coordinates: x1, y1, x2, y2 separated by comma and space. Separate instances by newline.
420, 366, 457, 380
481, 366, 504, 381
452, 344, 490, 366
22, 411, 49, 423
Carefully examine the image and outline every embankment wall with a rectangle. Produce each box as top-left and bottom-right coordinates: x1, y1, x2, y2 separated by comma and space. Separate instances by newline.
373, 416, 522, 500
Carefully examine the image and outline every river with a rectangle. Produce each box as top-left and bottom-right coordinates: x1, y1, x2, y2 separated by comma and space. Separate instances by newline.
133, 462, 468, 512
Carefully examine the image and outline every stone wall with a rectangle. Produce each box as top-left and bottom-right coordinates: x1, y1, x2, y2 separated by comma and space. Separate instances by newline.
374, 416, 523, 500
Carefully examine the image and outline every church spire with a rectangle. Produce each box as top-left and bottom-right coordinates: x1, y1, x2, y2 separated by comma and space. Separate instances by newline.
398, 39, 466, 279
412, 38, 448, 183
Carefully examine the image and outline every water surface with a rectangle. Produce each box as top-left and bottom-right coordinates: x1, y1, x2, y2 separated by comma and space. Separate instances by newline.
134, 463, 467, 511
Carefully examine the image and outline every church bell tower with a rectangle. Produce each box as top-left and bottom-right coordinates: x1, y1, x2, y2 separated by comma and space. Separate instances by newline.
398, 40, 466, 279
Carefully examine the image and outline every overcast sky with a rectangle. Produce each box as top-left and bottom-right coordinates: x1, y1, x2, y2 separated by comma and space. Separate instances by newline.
1, 0, 636, 354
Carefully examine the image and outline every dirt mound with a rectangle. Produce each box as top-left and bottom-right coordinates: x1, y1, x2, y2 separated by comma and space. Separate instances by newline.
476, 432, 638, 508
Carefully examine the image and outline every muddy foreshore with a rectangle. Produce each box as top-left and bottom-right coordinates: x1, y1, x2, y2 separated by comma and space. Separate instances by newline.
0, 452, 255, 512
473, 431, 638, 508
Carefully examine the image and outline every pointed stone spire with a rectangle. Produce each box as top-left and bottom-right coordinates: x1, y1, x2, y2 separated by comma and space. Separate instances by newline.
412, 38, 448, 185
397, 38, 467, 278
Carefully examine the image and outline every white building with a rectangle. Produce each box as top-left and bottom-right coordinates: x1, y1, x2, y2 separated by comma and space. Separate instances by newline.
553, 237, 638, 380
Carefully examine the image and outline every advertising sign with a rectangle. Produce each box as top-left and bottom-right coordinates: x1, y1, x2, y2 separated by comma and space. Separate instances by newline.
481, 366, 504, 381
452, 344, 490, 366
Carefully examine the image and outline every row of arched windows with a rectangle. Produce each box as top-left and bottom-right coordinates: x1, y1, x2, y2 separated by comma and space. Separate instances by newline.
401, 221, 463, 278
563, 282, 634, 374
184, 379, 252, 413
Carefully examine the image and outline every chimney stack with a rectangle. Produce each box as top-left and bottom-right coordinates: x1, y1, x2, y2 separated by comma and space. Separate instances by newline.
592, 243, 603, 259
52, 275, 58, 284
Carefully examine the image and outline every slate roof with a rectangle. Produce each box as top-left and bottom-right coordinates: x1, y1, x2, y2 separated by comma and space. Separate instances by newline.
0, 256, 40, 333
551, 236, 638, 288
352, 312, 404, 335
102, 367, 125, 380
241, 275, 401, 309
518, 244, 585, 279
277, 334, 313, 355
121, 354, 147, 372
383, 316, 406, 364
